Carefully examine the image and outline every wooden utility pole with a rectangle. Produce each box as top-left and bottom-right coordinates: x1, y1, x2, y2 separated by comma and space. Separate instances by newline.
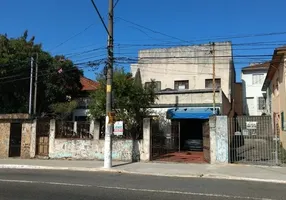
33, 53, 38, 115
28, 57, 34, 115
212, 42, 216, 114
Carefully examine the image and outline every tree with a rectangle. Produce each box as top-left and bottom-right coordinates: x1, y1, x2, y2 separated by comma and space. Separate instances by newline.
88, 68, 157, 139
0, 31, 83, 115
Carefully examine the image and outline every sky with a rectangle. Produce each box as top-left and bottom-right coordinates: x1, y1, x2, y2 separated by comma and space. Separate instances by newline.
1, 0, 286, 81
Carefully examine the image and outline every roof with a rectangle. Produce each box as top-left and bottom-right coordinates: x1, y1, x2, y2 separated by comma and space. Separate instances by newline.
80, 76, 98, 91
262, 46, 286, 91
242, 62, 270, 72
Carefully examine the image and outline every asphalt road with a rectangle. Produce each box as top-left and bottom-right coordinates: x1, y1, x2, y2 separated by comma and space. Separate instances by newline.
0, 169, 284, 200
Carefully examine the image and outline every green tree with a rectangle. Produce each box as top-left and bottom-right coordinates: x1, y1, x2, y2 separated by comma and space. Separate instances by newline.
0, 31, 83, 115
89, 68, 157, 139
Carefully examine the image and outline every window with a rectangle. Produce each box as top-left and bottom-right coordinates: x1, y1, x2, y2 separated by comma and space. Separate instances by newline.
174, 80, 189, 90
145, 81, 161, 92
205, 78, 221, 89
258, 97, 266, 110
252, 74, 264, 85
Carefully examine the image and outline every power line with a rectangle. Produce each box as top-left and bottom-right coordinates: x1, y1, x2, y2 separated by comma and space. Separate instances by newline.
49, 23, 95, 51
117, 17, 189, 43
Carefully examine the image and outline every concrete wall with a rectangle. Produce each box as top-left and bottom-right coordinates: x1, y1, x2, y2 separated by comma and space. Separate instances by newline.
221, 91, 231, 116
209, 116, 229, 164
130, 42, 234, 101
0, 119, 36, 159
0, 114, 30, 119
49, 119, 151, 162
156, 90, 222, 105
234, 83, 243, 115
241, 70, 267, 115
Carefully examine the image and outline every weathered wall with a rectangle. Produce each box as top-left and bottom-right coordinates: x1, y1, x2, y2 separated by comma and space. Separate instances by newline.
49, 139, 143, 161
202, 121, 210, 163
0, 123, 10, 158
48, 119, 150, 161
131, 42, 234, 102
21, 123, 32, 159
0, 114, 30, 119
209, 116, 229, 164
221, 91, 231, 116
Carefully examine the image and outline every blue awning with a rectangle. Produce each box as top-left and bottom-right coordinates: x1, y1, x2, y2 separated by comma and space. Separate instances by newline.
166, 108, 215, 119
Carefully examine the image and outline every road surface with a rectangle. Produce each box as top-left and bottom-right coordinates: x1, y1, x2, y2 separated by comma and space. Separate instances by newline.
0, 169, 284, 200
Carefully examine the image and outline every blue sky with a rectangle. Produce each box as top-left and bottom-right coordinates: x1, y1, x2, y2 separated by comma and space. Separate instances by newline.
1, 0, 286, 81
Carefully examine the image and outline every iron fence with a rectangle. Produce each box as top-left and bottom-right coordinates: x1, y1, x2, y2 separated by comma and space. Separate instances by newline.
55, 121, 92, 139
228, 115, 286, 166
77, 121, 93, 139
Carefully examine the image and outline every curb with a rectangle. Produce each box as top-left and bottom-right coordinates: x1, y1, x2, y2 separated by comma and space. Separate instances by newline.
0, 164, 285, 184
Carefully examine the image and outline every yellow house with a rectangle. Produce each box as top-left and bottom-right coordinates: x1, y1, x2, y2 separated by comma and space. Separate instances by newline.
262, 46, 286, 148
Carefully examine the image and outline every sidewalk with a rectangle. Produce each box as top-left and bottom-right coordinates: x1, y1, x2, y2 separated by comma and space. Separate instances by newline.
0, 159, 286, 184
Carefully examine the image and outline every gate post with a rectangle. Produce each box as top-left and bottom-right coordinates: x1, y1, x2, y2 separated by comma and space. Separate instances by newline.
30, 119, 37, 158
209, 116, 229, 164
48, 119, 56, 158
141, 118, 151, 161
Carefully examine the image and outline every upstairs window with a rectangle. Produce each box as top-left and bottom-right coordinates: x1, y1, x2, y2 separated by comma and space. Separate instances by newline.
205, 78, 221, 89
252, 74, 264, 85
174, 80, 189, 90
145, 81, 161, 92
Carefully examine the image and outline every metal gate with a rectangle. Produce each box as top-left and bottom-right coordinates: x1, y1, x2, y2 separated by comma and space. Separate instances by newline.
36, 120, 50, 156
151, 118, 180, 161
228, 115, 286, 166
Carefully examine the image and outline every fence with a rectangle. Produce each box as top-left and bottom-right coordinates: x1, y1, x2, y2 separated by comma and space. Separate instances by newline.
228, 115, 286, 166
55, 120, 92, 139
99, 118, 144, 140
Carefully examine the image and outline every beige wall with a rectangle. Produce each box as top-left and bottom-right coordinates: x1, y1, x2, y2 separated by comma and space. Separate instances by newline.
270, 56, 286, 147
156, 91, 222, 105
131, 42, 234, 101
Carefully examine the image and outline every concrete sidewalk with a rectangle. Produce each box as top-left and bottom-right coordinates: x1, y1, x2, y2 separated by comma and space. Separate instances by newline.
0, 159, 286, 184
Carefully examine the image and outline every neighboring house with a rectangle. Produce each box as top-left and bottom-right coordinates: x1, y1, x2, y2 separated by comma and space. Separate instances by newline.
241, 62, 269, 116
262, 46, 286, 148
72, 76, 98, 121
130, 41, 236, 160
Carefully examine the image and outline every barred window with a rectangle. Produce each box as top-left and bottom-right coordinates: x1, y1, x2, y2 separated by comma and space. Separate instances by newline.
205, 78, 221, 89
174, 80, 189, 90
258, 97, 266, 110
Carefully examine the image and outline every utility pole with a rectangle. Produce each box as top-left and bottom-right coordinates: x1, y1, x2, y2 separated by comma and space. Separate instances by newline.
33, 53, 38, 115
29, 57, 34, 115
104, 0, 114, 169
212, 42, 216, 114
90, 0, 114, 169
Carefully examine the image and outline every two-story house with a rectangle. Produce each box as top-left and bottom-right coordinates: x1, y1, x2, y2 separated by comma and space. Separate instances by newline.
72, 76, 98, 121
241, 62, 269, 116
262, 46, 286, 149
130, 41, 236, 162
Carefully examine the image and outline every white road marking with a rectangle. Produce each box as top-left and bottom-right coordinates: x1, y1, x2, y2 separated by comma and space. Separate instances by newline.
0, 179, 274, 200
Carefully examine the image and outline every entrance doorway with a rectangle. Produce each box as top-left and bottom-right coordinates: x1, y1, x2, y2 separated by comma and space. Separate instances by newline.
36, 120, 50, 157
9, 123, 22, 157
151, 117, 208, 163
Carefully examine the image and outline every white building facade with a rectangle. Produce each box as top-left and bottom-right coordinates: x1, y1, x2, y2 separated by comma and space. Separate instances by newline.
241, 62, 269, 116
